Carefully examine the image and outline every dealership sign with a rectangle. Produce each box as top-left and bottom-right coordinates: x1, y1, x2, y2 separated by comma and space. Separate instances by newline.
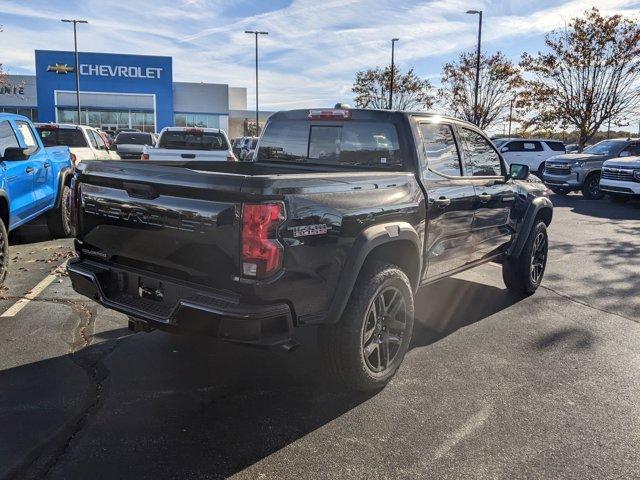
79, 64, 163, 79
0, 84, 25, 95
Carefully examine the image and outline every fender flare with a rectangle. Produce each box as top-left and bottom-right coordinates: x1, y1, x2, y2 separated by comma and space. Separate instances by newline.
324, 221, 422, 324
54, 167, 73, 209
508, 196, 553, 258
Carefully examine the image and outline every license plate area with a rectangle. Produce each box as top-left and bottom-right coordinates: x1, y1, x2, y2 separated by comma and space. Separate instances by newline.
138, 277, 164, 302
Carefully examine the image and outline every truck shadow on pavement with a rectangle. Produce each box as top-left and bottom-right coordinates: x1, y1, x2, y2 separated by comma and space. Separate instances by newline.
2, 277, 525, 479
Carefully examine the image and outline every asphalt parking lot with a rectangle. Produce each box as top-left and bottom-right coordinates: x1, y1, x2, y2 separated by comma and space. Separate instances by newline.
2, 193, 640, 480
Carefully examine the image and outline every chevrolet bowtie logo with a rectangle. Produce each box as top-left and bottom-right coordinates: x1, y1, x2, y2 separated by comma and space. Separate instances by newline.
47, 64, 75, 74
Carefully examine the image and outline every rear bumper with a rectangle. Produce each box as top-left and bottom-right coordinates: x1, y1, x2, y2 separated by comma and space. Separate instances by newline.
68, 259, 294, 347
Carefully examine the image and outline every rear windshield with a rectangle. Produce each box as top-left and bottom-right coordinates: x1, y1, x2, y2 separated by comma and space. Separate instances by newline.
158, 131, 229, 151
115, 133, 153, 145
256, 120, 403, 168
37, 128, 87, 148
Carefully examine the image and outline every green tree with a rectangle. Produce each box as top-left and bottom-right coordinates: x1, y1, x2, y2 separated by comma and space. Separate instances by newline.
352, 66, 435, 111
439, 51, 523, 130
520, 8, 640, 150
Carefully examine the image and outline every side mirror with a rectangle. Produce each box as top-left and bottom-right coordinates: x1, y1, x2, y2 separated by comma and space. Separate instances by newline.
500, 146, 509, 153
2, 147, 30, 161
509, 163, 529, 180
619, 151, 631, 157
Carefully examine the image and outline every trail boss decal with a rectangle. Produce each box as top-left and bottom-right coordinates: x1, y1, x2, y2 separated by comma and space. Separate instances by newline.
288, 224, 329, 238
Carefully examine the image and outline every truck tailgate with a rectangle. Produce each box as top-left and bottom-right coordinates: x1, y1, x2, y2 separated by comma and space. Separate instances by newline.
76, 161, 246, 290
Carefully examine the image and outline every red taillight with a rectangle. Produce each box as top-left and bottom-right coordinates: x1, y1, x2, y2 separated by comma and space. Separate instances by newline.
141, 153, 149, 160
185, 128, 203, 134
307, 109, 351, 120
227, 153, 237, 162
70, 153, 78, 166
241, 203, 285, 278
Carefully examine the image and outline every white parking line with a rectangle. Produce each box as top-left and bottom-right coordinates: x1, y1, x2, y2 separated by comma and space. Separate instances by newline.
0, 265, 65, 318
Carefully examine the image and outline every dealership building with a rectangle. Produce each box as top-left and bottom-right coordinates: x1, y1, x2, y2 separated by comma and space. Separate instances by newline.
0, 50, 270, 138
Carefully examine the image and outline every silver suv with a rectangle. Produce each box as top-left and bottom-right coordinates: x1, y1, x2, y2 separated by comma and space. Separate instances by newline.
543, 138, 640, 199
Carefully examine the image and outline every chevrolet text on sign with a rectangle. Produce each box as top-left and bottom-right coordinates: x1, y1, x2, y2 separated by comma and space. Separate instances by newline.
79, 64, 163, 79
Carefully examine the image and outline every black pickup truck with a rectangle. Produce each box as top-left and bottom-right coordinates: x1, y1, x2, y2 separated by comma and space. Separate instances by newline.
68, 108, 552, 391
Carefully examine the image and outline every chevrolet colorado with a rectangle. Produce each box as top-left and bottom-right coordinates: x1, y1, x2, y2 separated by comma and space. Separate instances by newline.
68, 108, 553, 391
0, 113, 74, 284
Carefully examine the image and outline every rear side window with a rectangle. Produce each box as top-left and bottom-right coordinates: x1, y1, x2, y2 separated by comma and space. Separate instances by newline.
257, 120, 403, 168
505, 141, 543, 152
0, 121, 19, 157
419, 123, 461, 177
16, 121, 38, 149
459, 127, 502, 176
545, 141, 566, 152
37, 128, 88, 148
158, 131, 228, 151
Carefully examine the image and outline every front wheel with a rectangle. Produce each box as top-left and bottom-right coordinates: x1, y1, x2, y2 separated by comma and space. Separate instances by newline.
581, 173, 604, 200
503, 220, 548, 295
46, 185, 72, 238
319, 262, 415, 392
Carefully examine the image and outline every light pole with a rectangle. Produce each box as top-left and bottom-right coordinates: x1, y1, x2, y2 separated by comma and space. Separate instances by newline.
466, 10, 482, 126
245, 30, 268, 136
389, 38, 399, 110
508, 95, 516, 137
61, 19, 88, 124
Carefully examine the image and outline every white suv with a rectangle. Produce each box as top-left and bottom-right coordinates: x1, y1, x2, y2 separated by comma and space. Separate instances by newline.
494, 138, 566, 175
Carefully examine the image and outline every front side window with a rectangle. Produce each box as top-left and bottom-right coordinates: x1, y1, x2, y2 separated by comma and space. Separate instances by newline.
87, 130, 99, 149
459, 127, 502, 177
419, 123, 462, 177
91, 130, 106, 150
0, 121, 19, 157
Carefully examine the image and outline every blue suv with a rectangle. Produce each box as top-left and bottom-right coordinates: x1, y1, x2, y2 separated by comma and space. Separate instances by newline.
0, 113, 74, 284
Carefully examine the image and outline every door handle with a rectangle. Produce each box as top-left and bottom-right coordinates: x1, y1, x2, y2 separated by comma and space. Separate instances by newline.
43, 162, 51, 168
434, 197, 451, 208
25, 166, 34, 174
479, 192, 492, 203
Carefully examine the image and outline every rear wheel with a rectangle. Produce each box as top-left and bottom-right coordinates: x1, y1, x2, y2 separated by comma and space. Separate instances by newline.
581, 173, 604, 200
536, 162, 546, 177
319, 262, 414, 392
46, 185, 72, 238
503, 220, 548, 295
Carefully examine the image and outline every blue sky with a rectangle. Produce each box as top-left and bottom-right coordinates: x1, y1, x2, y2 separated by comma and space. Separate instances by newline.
1, 0, 639, 111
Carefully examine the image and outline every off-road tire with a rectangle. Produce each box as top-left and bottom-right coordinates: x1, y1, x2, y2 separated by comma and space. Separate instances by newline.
0, 218, 8, 287
319, 261, 415, 392
503, 220, 548, 295
46, 184, 72, 238
581, 172, 604, 200
610, 194, 630, 204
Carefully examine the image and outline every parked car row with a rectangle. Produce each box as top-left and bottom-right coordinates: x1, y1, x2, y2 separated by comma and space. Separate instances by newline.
541, 137, 640, 200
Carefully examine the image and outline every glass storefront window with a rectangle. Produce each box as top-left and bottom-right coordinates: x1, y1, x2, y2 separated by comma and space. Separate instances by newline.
56, 108, 155, 132
1, 107, 39, 121
174, 113, 221, 129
